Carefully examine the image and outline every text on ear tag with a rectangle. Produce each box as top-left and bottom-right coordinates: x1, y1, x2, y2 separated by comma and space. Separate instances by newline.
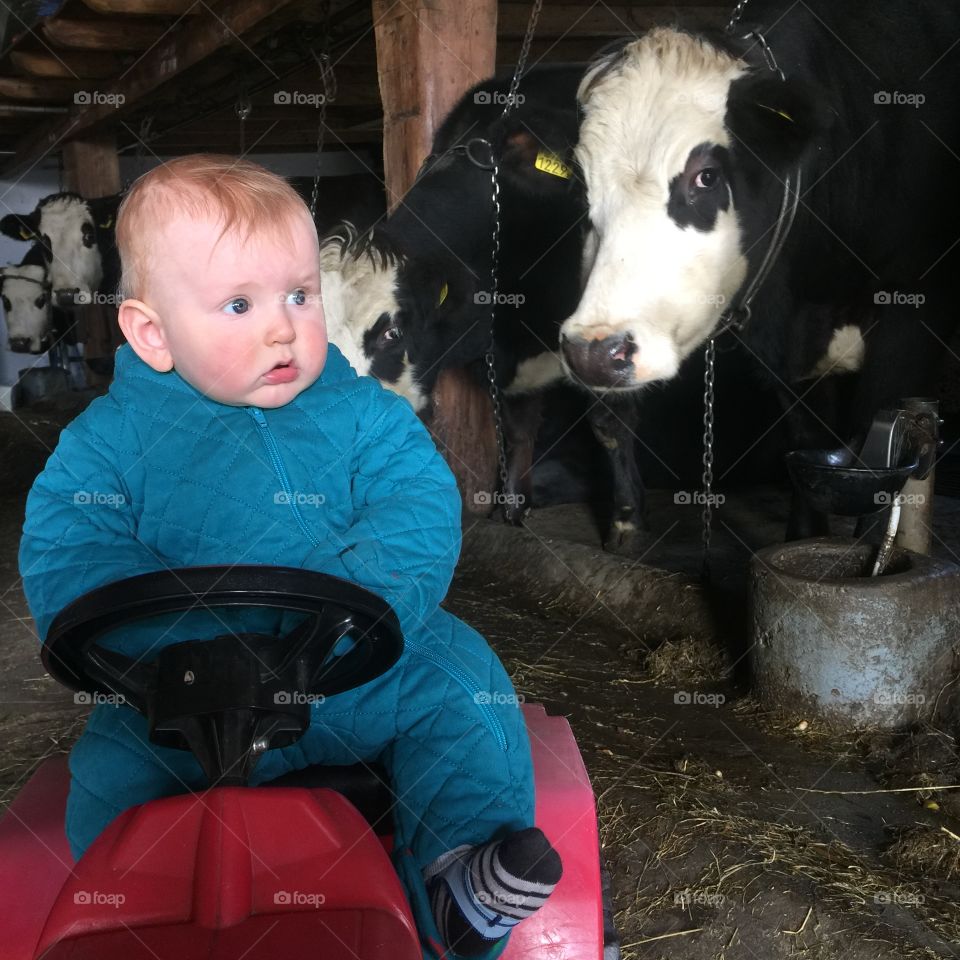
437, 282, 448, 306
535, 151, 572, 179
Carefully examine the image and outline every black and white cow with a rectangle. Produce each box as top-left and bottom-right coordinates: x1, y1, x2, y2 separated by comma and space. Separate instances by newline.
0, 192, 121, 304
561, 3, 960, 537
322, 64, 651, 551
0, 245, 54, 354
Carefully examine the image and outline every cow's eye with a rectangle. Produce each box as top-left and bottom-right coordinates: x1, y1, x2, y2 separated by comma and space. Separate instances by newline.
35, 295, 46, 309
222, 297, 250, 316
693, 168, 720, 191
378, 324, 401, 346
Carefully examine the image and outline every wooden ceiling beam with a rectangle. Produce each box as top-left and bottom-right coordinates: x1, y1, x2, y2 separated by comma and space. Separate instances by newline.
0, 76, 86, 100
41, 17, 168, 51
10, 49, 125, 79
81, 0, 201, 15
2, 0, 304, 177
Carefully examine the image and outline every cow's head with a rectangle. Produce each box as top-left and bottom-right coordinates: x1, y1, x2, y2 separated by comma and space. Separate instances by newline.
561, 29, 825, 390
320, 225, 485, 411
0, 260, 52, 353
0, 192, 118, 300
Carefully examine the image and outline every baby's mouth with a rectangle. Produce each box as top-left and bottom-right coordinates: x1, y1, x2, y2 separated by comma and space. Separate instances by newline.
263, 359, 298, 383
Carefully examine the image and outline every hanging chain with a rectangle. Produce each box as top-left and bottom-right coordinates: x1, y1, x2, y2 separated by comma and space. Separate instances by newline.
484, 0, 543, 508
725, 0, 751, 33
701, 338, 717, 580
310, 0, 336, 223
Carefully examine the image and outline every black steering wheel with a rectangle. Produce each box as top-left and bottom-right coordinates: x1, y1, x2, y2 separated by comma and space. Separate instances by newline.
43, 566, 404, 786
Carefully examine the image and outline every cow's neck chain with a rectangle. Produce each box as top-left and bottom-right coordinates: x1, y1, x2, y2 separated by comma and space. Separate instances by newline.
702, 0, 802, 578
1, 273, 50, 289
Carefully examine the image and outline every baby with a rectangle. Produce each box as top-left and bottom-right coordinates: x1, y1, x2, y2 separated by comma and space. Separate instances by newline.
18, 154, 560, 960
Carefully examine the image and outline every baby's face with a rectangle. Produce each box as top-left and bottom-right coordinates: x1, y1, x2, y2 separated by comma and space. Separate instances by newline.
146, 207, 327, 407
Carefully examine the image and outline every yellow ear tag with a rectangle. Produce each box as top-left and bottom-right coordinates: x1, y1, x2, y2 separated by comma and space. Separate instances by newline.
99, 215, 113, 229
437, 282, 448, 307
19, 226, 32, 240
535, 151, 572, 179
757, 102, 794, 122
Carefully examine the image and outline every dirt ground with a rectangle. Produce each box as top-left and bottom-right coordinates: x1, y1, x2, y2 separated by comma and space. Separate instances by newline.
1, 404, 960, 959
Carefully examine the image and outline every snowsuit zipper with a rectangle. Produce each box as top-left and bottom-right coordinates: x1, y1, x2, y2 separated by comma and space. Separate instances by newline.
247, 405, 508, 752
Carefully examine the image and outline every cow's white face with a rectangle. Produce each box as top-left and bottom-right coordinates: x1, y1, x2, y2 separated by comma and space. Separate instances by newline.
562, 30, 750, 389
38, 195, 103, 298
1, 265, 51, 353
319, 236, 427, 411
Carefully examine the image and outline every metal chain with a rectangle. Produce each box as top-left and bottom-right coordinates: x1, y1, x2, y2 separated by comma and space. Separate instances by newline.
310, 0, 335, 223
725, 0, 751, 33
501, 0, 544, 119
701, 338, 717, 580
486, 158, 511, 497
484, 0, 543, 507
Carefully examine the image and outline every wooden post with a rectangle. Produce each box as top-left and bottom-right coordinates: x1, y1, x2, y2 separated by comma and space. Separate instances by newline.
373, 0, 500, 514
62, 133, 123, 387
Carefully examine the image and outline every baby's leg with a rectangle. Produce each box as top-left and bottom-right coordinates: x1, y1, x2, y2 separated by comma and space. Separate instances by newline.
66, 703, 208, 861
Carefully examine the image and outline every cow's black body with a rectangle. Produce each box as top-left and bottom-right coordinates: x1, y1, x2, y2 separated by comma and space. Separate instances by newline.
340, 65, 651, 548
570, 1, 960, 537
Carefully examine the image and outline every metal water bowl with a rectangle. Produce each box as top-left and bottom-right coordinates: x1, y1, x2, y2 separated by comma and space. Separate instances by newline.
785, 447, 918, 517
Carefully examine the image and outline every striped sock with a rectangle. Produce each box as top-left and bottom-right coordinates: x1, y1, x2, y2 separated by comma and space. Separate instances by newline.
424, 827, 562, 958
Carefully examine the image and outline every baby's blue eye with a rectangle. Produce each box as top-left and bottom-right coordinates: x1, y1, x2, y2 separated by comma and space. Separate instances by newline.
223, 297, 249, 316
287, 289, 307, 306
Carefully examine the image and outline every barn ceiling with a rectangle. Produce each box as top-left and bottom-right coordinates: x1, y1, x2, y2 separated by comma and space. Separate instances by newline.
0, 0, 731, 177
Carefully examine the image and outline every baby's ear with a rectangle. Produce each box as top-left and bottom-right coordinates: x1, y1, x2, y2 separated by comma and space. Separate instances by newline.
118, 299, 173, 372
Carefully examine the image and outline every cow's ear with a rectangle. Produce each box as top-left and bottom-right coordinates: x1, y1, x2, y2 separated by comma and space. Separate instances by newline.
0, 213, 38, 241
726, 72, 829, 171
497, 124, 578, 194
88, 195, 120, 230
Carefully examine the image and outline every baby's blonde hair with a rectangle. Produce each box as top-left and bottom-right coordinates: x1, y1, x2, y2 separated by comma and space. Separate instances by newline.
116, 153, 312, 300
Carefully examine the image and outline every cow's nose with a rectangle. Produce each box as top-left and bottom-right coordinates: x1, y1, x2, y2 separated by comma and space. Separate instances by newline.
561, 332, 637, 388
8, 336, 33, 353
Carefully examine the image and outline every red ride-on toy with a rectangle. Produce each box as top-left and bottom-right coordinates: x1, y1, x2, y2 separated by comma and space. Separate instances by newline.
0, 566, 617, 959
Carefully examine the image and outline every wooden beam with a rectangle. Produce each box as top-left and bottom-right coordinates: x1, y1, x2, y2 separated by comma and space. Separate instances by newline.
0, 76, 85, 101
498, 4, 729, 38
81, 0, 201, 15
10, 49, 124, 79
41, 17, 167, 51
373, 0, 499, 514
62, 134, 123, 388
1, 0, 302, 177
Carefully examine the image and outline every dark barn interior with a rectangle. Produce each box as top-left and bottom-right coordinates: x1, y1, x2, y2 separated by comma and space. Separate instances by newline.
1, 2, 960, 959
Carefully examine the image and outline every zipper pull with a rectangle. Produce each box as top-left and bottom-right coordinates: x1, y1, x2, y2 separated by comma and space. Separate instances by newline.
248, 407, 266, 426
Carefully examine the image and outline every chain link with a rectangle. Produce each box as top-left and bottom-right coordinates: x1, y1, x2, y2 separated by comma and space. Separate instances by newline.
310, 0, 335, 223
725, 0, 751, 33
701, 338, 717, 580
501, 0, 543, 120
486, 158, 511, 496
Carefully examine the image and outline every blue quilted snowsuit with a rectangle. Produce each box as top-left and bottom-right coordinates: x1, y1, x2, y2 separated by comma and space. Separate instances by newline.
19, 343, 533, 960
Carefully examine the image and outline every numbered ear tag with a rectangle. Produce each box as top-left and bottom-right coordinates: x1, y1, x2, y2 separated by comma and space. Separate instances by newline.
437, 282, 448, 307
535, 151, 572, 179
